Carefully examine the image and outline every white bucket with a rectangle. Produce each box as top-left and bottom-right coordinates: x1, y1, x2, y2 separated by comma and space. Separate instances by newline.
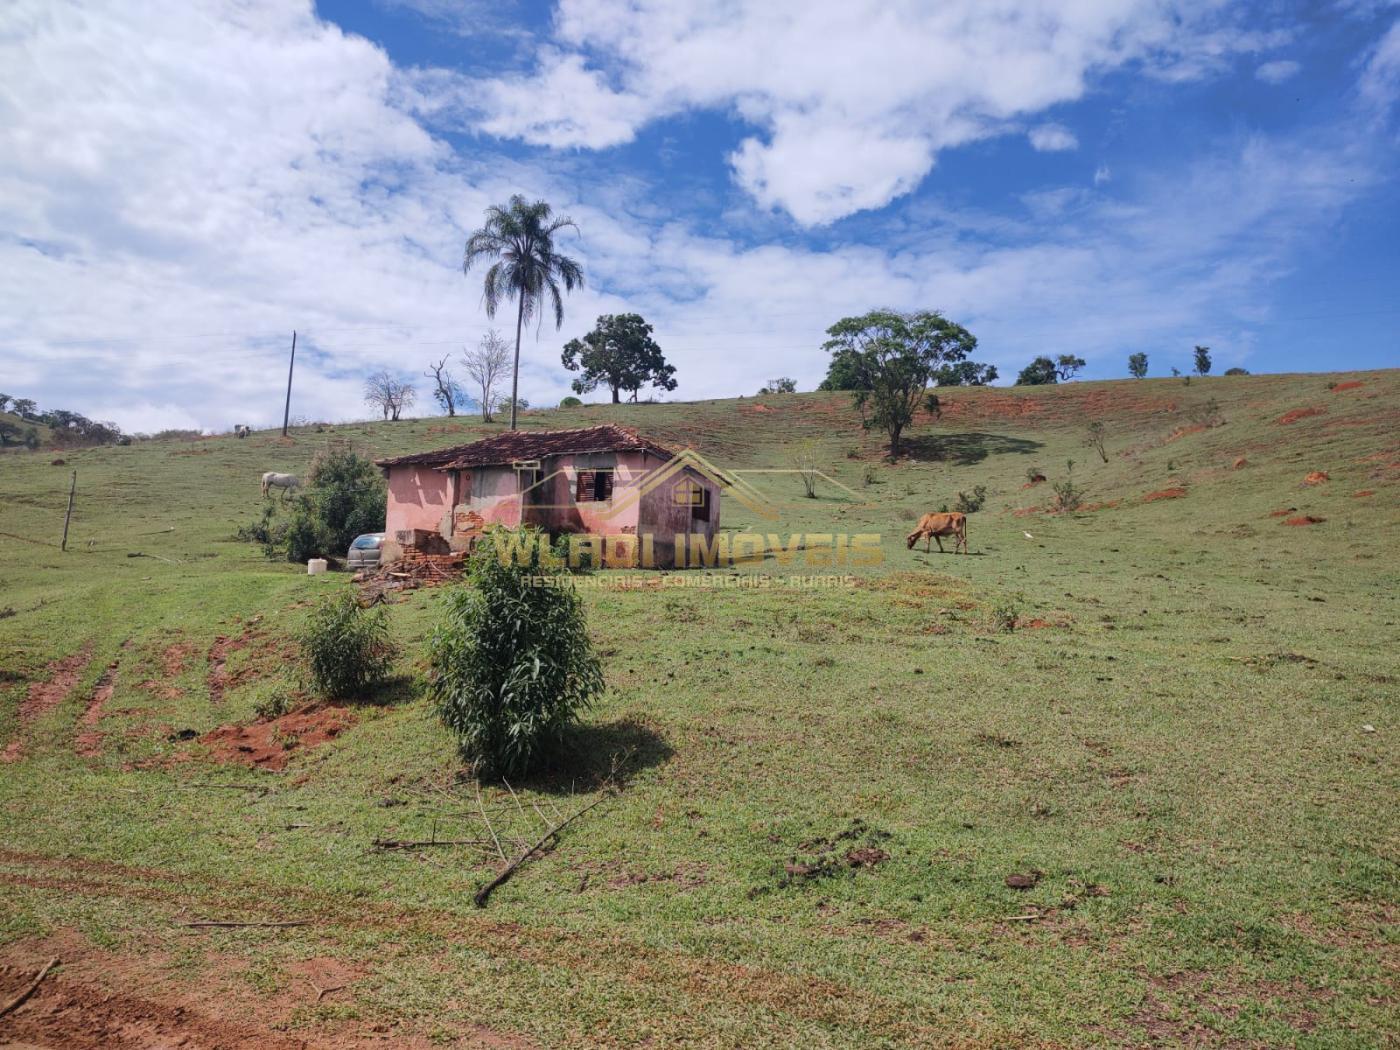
307, 558, 328, 575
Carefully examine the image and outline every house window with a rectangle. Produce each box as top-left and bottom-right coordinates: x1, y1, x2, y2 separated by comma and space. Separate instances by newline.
673, 479, 710, 521
575, 468, 614, 502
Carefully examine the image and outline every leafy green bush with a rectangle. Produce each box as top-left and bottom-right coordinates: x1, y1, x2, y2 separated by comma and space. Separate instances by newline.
427, 528, 604, 778
559, 395, 583, 407
954, 485, 988, 513
241, 446, 386, 562
300, 591, 397, 701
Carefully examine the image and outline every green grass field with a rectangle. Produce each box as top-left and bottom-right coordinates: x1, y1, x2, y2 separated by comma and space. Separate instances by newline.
1, 372, 1396, 1048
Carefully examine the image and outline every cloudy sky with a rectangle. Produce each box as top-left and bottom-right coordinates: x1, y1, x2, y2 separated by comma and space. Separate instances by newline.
2, 0, 1398, 433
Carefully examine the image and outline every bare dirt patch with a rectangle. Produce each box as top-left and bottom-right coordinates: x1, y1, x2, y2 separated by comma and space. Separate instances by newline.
1303, 471, 1330, 485
161, 642, 192, 677
1282, 515, 1326, 527
1267, 507, 1297, 518
0, 643, 94, 763
198, 705, 356, 771
74, 661, 119, 758
0, 929, 457, 1050
1231, 456, 1248, 470
1331, 380, 1364, 392
1277, 407, 1327, 425
1352, 489, 1375, 498
1142, 487, 1188, 502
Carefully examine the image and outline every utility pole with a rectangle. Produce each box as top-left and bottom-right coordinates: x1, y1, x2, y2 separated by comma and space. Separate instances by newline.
281, 329, 297, 437
60, 470, 76, 551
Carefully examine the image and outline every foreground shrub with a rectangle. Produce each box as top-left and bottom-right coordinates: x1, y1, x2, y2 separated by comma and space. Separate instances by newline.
428, 528, 604, 778
301, 591, 397, 701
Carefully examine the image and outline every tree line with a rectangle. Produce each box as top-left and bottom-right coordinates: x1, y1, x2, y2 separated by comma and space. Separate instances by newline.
356, 193, 1246, 432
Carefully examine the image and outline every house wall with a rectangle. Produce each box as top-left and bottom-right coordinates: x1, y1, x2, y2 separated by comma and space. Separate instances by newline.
466, 466, 525, 527
385, 465, 455, 536
639, 463, 721, 569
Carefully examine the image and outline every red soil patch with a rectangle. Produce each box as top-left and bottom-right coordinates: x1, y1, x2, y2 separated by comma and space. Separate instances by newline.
1232, 456, 1248, 470
1268, 508, 1297, 518
1331, 380, 1364, 392
1277, 407, 1326, 425
1303, 471, 1330, 485
741, 403, 775, 414
206, 623, 265, 703
161, 642, 192, 677
75, 662, 120, 758
199, 706, 355, 771
1282, 515, 1326, 527
1164, 423, 1207, 443
0, 643, 94, 763
1142, 487, 1188, 502
1352, 489, 1375, 498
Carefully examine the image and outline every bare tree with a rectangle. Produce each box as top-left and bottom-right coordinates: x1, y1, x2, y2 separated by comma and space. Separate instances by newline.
424, 357, 462, 416
364, 371, 416, 421
1085, 420, 1109, 463
462, 330, 510, 423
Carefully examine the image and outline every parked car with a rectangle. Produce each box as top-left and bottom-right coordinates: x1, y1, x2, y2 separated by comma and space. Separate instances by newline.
347, 532, 385, 570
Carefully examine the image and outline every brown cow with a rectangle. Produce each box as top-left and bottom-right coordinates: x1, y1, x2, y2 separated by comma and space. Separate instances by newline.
906, 512, 968, 554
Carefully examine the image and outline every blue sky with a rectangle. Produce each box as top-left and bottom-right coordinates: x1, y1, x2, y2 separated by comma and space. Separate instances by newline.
2, 1, 1397, 432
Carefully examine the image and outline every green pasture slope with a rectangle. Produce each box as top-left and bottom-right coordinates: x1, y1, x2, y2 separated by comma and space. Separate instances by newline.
0, 371, 1396, 1047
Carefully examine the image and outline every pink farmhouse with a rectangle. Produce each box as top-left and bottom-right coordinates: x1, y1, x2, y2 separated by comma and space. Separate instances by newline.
375, 424, 721, 569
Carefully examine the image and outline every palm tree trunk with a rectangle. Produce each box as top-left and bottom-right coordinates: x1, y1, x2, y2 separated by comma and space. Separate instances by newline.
510, 294, 525, 430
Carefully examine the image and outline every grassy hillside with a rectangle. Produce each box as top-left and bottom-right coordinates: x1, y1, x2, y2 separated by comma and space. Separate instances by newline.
0, 370, 1396, 1047
0, 409, 50, 449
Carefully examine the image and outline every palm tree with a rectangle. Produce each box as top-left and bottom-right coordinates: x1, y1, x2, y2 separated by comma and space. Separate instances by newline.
464, 195, 584, 430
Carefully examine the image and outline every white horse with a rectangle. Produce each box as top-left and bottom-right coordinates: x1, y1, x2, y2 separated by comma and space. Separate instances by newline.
261, 471, 301, 499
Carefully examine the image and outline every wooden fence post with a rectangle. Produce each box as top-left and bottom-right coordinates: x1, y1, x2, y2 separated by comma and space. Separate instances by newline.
60, 470, 76, 551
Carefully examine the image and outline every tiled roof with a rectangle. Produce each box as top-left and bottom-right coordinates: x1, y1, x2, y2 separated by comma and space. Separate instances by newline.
376, 424, 675, 470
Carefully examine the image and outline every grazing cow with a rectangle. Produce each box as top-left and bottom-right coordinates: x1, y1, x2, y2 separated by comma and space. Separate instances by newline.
234, 424, 250, 438
261, 471, 301, 499
906, 511, 968, 554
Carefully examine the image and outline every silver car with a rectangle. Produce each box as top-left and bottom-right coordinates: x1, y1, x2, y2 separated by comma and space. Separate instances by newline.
347, 532, 385, 570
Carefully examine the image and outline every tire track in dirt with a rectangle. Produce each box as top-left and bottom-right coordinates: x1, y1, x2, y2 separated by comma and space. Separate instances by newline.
74, 659, 121, 758
0, 849, 951, 1045
1, 642, 94, 763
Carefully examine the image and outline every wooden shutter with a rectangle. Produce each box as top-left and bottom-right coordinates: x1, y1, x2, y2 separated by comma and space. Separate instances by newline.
576, 469, 596, 502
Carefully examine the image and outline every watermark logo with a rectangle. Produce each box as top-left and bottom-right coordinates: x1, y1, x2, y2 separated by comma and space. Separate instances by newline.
493, 446, 886, 576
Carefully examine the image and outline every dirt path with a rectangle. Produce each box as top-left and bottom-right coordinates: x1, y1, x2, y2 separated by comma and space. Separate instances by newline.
73, 661, 119, 758
1, 643, 94, 763
0, 848, 943, 1046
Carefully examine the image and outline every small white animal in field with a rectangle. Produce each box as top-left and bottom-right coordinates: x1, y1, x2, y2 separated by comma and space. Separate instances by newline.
1023, 531, 1034, 539
261, 471, 301, 499
234, 424, 251, 438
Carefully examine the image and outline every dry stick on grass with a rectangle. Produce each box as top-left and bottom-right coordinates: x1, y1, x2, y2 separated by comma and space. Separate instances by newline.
476, 781, 507, 862
473, 793, 609, 908
0, 957, 58, 1019
372, 836, 494, 851
181, 920, 311, 929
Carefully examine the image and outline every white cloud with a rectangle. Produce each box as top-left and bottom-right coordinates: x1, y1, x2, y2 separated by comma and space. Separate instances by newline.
0, 0, 1387, 435
1256, 58, 1302, 83
443, 0, 1293, 224
1359, 20, 1400, 110
1094, 165, 1113, 185
1028, 123, 1079, 152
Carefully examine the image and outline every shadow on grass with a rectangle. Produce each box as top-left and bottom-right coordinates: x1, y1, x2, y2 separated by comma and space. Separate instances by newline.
516, 717, 674, 795
903, 432, 1042, 465
360, 673, 418, 708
